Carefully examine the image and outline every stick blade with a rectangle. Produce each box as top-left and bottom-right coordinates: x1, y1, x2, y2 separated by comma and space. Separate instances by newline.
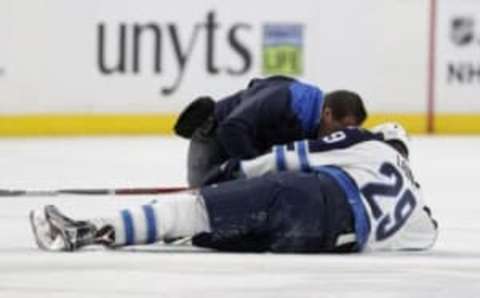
0, 190, 25, 196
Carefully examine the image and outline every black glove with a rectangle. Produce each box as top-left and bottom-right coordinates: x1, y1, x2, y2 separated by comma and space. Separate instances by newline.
201, 159, 243, 186
174, 97, 215, 139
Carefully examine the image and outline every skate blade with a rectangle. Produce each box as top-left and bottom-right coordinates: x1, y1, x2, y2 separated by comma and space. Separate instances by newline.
29, 208, 67, 251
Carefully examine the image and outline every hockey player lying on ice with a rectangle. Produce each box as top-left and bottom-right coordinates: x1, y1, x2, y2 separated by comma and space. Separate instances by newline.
30, 122, 438, 253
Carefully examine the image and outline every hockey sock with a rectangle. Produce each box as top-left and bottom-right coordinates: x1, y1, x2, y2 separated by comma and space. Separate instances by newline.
92, 194, 211, 247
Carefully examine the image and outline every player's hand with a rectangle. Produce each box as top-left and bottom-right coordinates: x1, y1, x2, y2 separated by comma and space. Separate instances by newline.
201, 159, 243, 186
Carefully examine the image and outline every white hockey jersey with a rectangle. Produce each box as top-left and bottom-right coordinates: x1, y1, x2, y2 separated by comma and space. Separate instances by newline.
239, 127, 438, 251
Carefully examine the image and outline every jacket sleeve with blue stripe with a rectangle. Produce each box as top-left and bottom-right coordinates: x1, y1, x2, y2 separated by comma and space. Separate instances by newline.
216, 78, 323, 160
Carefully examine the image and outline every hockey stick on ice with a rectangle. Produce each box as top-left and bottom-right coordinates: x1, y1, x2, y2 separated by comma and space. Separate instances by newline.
0, 186, 192, 197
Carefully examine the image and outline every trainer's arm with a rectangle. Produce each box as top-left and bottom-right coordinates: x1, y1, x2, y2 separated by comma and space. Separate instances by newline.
216, 87, 290, 159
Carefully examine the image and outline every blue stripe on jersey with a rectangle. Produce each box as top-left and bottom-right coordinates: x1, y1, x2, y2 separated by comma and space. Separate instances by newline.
314, 166, 370, 250
142, 205, 157, 244
121, 210, 135, 245
296, 141, 310, 172
275, 145, 287, 171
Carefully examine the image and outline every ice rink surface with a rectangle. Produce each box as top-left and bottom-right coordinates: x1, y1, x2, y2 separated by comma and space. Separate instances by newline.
0, 136, 479, 298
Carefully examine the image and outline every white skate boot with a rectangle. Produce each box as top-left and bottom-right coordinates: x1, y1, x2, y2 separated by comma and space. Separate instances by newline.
29, 205, 114, 251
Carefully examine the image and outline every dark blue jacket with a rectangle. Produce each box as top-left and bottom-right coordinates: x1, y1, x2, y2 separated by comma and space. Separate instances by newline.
214, 76, 324, 159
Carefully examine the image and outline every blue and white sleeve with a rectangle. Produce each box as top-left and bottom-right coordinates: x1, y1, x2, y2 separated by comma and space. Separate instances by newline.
240, 140, 313, 178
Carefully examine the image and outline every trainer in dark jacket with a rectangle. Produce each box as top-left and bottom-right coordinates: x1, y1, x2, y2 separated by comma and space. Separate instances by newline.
174, 76, 368, 187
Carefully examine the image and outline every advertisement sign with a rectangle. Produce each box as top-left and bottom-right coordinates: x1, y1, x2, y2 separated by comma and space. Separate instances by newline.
0, 0, 428, 114
262, 24, 304, 75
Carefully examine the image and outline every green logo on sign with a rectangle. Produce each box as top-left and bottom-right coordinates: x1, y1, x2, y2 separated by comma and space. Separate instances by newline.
262, 24, 303, 75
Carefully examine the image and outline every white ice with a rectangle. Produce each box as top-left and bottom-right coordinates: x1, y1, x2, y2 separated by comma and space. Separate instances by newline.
0, 136, 479, 298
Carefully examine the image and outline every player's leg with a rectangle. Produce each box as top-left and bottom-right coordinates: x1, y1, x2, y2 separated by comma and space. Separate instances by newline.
30, 172, 355, 253
267, 171, 357, 253
30, 193, 211, 251
193, 171, 356, 253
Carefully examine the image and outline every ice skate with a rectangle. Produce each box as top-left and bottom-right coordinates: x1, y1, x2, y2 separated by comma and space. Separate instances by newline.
29, 205, 114, 252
